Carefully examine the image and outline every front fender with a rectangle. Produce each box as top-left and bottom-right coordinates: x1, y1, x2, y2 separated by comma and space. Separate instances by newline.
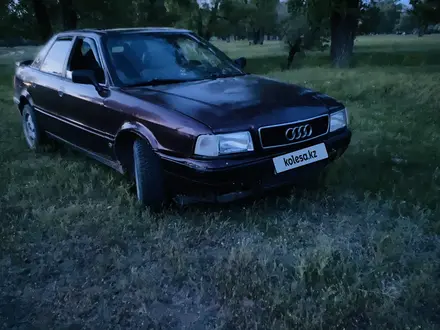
16, 90, 35, 112
113, 121, 162, 174
115, 121, 159, 150
22, 90, 35, 106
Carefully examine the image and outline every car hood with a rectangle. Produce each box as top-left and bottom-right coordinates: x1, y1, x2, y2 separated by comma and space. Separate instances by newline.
120, 74, 343, 133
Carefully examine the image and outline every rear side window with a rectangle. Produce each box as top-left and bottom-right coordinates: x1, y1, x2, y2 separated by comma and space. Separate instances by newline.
40, 39, 73, 76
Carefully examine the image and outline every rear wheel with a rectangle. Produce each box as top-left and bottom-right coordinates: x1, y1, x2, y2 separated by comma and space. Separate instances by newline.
133, 139, 166, 209
22, 104, 45, 151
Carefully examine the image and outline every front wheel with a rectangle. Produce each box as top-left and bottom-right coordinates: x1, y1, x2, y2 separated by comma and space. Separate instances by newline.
133, 139, 166, 209
22, 104, 45, 151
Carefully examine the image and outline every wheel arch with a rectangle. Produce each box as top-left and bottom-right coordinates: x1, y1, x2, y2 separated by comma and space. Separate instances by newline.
18, 91, 35, 114
114, 121, 159, 174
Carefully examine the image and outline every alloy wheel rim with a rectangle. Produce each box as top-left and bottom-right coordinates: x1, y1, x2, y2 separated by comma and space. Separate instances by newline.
23, 112, 36, 147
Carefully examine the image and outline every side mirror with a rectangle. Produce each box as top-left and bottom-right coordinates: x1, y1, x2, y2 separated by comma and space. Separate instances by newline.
234, 57, 247, 69
71, 69, 103, 92
15, 59, 33, 68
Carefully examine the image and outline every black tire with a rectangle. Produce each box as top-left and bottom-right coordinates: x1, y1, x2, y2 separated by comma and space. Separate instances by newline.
22, 104, 45, 151
133, 139, 166, 209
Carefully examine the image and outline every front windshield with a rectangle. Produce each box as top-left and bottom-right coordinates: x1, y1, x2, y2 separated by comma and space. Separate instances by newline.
103, 33, 244, 86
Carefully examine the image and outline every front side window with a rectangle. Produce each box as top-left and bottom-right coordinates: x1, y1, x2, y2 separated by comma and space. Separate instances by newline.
67, 37, 105, 84
103, 33, 244, 86
40, 38, 73, 75
31, 37, 55, 68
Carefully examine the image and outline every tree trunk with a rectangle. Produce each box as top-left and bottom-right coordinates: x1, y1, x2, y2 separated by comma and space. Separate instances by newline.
330, 11, 358, 68
32, 0, 52, 42
60, 0, 77, 30
196, 10, 204, 38
252, 29, 260, 45
204, 31, 212, 41
286, 36, 301, 69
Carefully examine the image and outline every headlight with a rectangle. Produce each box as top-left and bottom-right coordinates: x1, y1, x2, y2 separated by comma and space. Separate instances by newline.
330, 108, 348, 132
194, 131, 254, 156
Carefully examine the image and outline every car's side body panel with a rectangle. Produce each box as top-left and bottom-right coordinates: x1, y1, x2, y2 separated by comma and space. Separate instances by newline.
15, 32, 114, 161
14, 31, 212, 164
105, 89, 212, 157
56, 81, 115, 156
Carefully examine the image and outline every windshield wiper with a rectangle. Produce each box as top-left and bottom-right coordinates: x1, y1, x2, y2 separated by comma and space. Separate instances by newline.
124, 78, 197, 88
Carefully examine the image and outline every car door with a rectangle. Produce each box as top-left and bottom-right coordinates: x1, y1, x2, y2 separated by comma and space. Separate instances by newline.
28, 36, 74, 137
59, 36, 123, 158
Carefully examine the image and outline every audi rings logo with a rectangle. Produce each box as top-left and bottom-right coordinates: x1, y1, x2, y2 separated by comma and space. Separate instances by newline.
285, 124, 313, 141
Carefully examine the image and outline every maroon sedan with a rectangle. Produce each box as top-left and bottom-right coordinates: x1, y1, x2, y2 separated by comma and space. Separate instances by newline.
13, 28, 351, 208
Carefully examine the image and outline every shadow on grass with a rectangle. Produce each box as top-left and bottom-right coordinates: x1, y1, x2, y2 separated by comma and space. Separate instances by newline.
328, 150, 440, 211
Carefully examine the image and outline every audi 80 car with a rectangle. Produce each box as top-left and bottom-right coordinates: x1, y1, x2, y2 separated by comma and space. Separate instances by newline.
13, 27, 351, 208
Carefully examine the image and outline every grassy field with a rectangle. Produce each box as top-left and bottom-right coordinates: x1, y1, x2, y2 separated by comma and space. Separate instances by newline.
1, 35, 440, 329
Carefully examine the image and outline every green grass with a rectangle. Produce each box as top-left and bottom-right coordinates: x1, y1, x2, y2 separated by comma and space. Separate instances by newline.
1, 35, 440, 329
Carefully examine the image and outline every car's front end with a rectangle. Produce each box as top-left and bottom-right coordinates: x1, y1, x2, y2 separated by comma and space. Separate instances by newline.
159, 106, 351, 203
106, 30, 352, 204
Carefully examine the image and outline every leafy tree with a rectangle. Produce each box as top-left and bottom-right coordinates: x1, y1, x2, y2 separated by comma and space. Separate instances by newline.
395, 9, 419, 33
280, 13, 307, 69
220, 0, 251, 39
329, 0, 361, 67
410, 0, 440, 35
376, 0, 403, 33
283, 0, 360, 67
60, 0, 77, 30
165, 0, 230, 40
281, 0, 329, 68
0, 0, 17, 39
31, 0, 53, 41
247, 0, 279, 44
358, 0, 403, 34
133, 0, 174, 27
73, 0, 137, 28
358, 1, 381, 34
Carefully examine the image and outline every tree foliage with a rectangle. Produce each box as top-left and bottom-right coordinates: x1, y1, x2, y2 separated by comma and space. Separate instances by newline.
410, 0, 440, 34
282, 0, 360, 67
358, 0, 404, 34
1, 0, 440, 67
396, 9, 419, 33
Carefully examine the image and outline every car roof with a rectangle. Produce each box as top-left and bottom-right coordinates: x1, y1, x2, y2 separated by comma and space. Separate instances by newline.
57, 27, 192, 38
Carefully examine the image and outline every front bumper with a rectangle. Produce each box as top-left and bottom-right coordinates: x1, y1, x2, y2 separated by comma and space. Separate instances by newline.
161, 128, 351, 203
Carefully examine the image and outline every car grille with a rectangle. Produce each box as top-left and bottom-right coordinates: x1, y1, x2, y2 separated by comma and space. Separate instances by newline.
258, 115, 329, 149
